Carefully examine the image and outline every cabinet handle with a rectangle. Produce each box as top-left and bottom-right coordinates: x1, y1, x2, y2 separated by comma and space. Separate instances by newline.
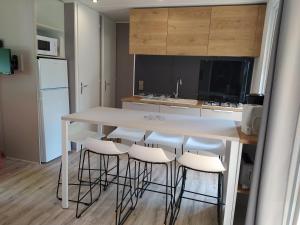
213, 109, 234, 113
168, 105, 189, 109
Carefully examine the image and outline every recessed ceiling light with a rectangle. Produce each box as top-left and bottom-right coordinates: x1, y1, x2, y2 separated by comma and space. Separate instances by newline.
93, 0, 98, 3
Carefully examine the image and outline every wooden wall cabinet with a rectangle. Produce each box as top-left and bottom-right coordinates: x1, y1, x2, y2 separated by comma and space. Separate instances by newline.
167, 7, 211, 56
129, 8, 168, 55
208, 5, 266, 57
129, 5, 266, 57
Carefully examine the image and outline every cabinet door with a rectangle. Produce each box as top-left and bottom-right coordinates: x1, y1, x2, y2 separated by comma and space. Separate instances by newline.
167, 7, 211, 56
122, 102, 160, 112
160, 105, 200, 116
36, 0, 64, 31
208, 5, 266, 57
201, 108, 242, 121
129, 8, 168, 55
254, 5, 266, 55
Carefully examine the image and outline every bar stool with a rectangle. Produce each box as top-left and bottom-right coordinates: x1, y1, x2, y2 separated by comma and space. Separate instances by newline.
107, 127, 146, 144
145, 132, 184, 155
56, 122, 105, 201
170, 152, 225, 225
76, 138, 129, 221
118, 144, 176, 225
184, 137, 225, 156
107, 127, 147, 186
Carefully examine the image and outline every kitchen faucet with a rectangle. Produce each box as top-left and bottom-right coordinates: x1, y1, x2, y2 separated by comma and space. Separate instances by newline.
174, 78, 183, 99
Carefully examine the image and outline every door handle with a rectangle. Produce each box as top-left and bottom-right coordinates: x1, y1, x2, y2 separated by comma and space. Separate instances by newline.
80, 82, 88, 94
105, 80, 111, 91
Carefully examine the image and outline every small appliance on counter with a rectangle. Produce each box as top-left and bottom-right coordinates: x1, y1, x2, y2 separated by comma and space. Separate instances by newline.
241, 94, 264, 135
246, 94, 264, 105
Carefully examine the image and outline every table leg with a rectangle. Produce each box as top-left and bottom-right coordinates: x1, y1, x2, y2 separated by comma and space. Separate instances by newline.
223, 141, 243, 225
61, 120, 69, 208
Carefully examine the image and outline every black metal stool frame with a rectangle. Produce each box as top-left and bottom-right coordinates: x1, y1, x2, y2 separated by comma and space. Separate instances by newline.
170, 165, 224, 225
76, 149, 124, 221
56, 147, 114, 203
75, 149, 152, 225
117, 157, 175, 225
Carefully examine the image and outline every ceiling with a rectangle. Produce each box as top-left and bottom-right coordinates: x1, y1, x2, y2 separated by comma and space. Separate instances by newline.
63, 0, 267, 22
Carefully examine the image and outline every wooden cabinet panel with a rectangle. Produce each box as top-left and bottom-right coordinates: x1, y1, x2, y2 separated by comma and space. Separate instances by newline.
254, 5, 266, 55
167, 7, 211, 56
129, 8, 168, 55
129, 5, 265, 57
208, 5, 265, 57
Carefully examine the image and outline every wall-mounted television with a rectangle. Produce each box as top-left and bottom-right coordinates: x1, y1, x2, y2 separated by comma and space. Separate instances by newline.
0, 48, 13, 75
198, 57, 253, 103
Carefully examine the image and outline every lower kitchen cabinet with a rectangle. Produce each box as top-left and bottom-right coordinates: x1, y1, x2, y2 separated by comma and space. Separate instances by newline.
122, 102, 160, 112
201, 108, 242, 121
159, 105, 201, 116
122, 101, 242, 121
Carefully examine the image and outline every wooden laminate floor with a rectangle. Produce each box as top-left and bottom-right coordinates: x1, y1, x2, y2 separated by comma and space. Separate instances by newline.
0, 151, 222, 225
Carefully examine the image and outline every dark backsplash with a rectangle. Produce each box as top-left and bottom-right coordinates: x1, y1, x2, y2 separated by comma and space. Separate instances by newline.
134, 55, 253, 102
135, 55, 200, 99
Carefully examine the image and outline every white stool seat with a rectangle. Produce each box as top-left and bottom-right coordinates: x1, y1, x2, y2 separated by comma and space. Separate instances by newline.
145, 132, 184, 149
184, 137, 225, 156
69, 122, 105, 145
107, 127, 145, 143
178, 152, 225, 173
85, 138, 129, 155
129, 144, 176, 163
70, 130, 105, 145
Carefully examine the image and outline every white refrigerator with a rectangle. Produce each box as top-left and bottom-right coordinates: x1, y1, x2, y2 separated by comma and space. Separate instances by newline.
38, 58, 70, 163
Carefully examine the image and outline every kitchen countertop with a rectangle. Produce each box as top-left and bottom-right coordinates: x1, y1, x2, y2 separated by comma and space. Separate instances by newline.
122, 96, 258, 144
122, 96, 243, 112
236, 122, 258, 145
122, 96, 203, 108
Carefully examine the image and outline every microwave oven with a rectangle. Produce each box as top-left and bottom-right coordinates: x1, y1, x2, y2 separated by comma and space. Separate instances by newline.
37, 35, 58, 56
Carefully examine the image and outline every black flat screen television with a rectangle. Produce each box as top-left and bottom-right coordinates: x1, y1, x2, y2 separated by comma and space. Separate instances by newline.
198, 57, 253, 103
0, 48, 13, 75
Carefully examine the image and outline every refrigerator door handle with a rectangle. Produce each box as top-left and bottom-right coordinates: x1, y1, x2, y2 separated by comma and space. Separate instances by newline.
80, 82, 88, 94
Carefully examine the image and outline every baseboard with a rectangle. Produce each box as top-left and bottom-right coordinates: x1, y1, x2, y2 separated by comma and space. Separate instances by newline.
5, 156, 38, 164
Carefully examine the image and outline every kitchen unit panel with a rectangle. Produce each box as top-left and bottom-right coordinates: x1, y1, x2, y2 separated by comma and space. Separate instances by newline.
129, 8, 168, 55
202, 108, 242, 121
123, 102, 160, 112
160, 105, 201, 116
167, 7, 211, 56
254, 5, 267, 55
208, 5, 266, 57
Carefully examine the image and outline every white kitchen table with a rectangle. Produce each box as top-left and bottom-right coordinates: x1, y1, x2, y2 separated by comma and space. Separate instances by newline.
61, 107, 243, 225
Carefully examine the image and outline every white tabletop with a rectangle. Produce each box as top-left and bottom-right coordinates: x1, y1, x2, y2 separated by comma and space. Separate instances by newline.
62, 107, 240, 142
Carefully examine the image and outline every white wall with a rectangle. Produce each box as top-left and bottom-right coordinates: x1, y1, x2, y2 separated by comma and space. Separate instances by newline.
0, 0, 40, 162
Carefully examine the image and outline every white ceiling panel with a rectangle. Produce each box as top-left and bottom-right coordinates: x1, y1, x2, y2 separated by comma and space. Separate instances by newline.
63, 0, 267, 21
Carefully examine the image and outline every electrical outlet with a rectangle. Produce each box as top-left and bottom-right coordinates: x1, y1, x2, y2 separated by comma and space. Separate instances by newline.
138, 80, 144, 91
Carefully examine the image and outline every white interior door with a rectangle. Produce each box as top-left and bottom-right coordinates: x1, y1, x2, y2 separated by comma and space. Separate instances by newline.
101, 15, 116, 107
76, 3, 100, 112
